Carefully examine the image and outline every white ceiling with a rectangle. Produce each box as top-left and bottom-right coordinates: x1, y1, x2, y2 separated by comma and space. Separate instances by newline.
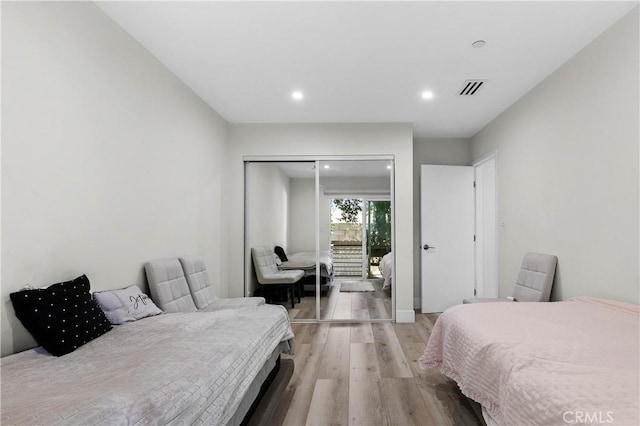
97, 1, 637, 138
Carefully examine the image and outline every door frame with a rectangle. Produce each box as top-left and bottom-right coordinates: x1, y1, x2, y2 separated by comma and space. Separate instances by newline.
473, 151, 499, 298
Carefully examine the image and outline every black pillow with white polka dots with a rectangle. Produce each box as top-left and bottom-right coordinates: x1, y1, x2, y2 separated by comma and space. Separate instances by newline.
10, 274, 112, 356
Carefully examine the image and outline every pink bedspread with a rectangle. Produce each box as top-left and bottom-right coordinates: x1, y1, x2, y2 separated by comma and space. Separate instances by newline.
419, 297, 639, 425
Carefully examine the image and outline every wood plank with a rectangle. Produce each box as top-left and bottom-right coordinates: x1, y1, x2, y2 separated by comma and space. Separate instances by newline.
380, 378, 443, 426
423, 313, 440, 329
414, 378, 483, 426
287, 308, 301, 320
351, 292, 368, 311
320, 284, 340, 320
287, 343, 323, 385
414, 313, 436, 336
248, 359, 294, 426
333, 291, 353, 319
348, 377, 389, 426
398, 341, 427, 377
399, 342, 453, 382
299, 297, 317, 320
349, 343, 381, 380
382, 296, 392, 318
291, 323, 308, 343
280, 343, 324, 426
305, 379, 349, 426
350, 309, 374, 343
290, 322, 306, 337
314, 323, 331, 345
413, 364, 461, 396
317, 324, 351, 379
371, 323, 413, 378
392, 322, 428, 346
288, 296, 316, 320
412, 315, 434, 344
294, 323, 330, 345
367, 297, 390, 319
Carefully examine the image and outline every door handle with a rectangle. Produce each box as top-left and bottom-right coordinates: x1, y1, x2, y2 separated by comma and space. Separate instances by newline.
423, 244, 436, 250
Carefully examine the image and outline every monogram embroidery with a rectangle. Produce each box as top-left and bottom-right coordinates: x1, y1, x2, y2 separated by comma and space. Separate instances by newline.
129, 294, 150, 310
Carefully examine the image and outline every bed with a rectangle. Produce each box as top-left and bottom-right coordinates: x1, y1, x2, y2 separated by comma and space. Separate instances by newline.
1, 304, 294, 425
378, 251, 393, 290
419, 297, 639, 426
278, 250, 333, 278
277, 248, 334, 293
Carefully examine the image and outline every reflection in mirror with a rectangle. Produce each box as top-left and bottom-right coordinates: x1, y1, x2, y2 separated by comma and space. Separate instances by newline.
245, 159, 394, 323
245, 162, 317, 320
319, 160, 393, 321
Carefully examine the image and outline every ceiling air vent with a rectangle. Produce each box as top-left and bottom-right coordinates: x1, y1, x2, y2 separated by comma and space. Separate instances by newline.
458, 80, 486, 96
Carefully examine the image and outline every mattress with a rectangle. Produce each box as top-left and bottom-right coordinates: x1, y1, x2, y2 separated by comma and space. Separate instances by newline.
1, 304, 294, 425
419, 297, 639, 425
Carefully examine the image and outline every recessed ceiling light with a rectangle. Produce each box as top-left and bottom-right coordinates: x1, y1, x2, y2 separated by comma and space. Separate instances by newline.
323, 164, 330, 169
421, 90, 434, 100
472, 40, 486, 48
386, 165, 392, 169
291, 90, 304, 101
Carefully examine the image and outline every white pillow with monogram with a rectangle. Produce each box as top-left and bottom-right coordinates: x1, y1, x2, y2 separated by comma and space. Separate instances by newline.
93, 285, 163, 325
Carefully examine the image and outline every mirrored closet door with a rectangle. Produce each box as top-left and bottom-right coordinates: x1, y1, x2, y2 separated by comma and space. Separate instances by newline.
245, 158, 394, 322
245, 161, 317, 320
319, 159, 393, 321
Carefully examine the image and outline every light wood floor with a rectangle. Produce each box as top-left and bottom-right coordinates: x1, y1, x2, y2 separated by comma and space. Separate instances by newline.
270, 313, 483, 426
288, 278, 392, 321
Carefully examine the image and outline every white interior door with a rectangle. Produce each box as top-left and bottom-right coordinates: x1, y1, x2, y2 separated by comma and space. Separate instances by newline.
421, 165, 474, 313
474, 156, 498, 298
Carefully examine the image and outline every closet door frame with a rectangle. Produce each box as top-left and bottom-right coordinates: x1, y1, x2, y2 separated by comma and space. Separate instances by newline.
244, 154, 396, 323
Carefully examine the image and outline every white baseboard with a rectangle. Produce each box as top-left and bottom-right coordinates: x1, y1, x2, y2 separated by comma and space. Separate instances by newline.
396, 309, 415, 323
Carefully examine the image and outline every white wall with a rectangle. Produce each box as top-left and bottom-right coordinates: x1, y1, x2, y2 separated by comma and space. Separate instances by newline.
246, 163, 290, 293
228, 123, 415, 321
288, 178, 317, 253
246, 163, 290, 249
1, 2, 229, 355
320, 176, 392, 194
471, 8, 639, 303
413, 138, 472, 307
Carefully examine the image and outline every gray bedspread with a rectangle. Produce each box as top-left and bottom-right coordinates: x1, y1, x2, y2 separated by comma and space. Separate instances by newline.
279, 250, 333, 278
1, 304, 294, 426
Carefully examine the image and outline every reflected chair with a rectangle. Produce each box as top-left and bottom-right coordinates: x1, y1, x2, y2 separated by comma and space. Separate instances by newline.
463, 252, 557, 304
251, 246, 304, 309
